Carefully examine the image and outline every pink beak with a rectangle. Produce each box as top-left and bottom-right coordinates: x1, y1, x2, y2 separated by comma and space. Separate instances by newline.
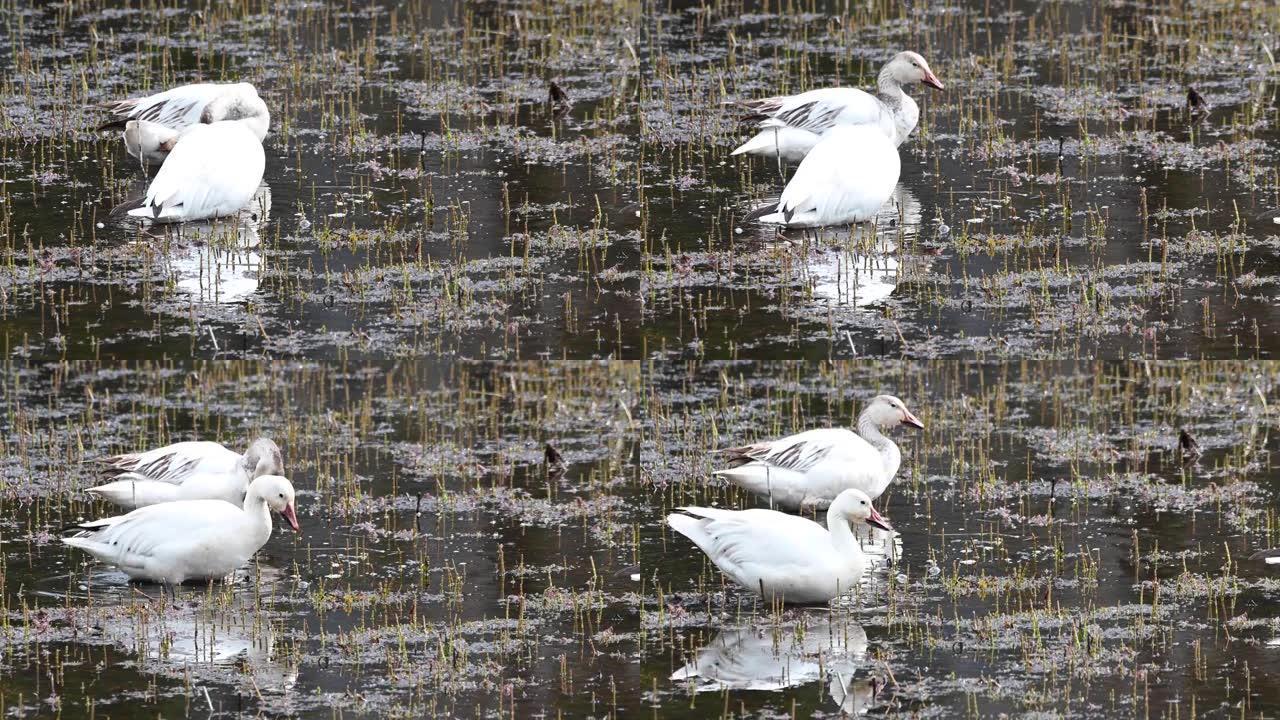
867, 505, 893, 532
921, 70, 944, 90
901, 410, 924, 429
280, 503, 299, 532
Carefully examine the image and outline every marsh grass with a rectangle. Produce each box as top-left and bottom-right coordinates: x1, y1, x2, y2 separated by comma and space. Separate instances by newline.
643, 360, 1280, 717
0, 359, 642, 718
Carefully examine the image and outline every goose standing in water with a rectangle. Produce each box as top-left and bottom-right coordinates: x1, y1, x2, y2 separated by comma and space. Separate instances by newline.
63, 474, 299, 585
668, 488, 891, 605
90, 437, 283, 509
730, 51, 943, 161
101, 82, 270, 167
127, 120, 266, 223
712, 395, 922, 510
754, 124, 900, 228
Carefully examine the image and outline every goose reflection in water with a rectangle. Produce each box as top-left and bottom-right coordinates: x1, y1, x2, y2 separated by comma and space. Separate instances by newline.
144, 182, 272, 304
672, 615, 882, 715
112, 586, 296, 695
131, 603, 298, 694
757, 185, 924, 309
40, 559, 298, 695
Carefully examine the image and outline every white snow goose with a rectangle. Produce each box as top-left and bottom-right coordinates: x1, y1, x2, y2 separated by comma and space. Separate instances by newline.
63, 474, 300, 585
753, 124, 900, 228
730, 51, 943, 161
712, 394, 922, 510
667, 488, 891, 605
126, 120, 266, 223
100, 82, 270, 166
89, 437, 283, 509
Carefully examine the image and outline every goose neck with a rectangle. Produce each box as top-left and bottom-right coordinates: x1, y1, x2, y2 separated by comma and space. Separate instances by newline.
856, 413, 889, 447
242, 485, 272, 529
857, 413, 901, 477
877, 66, 905, 101
243, 486, 279, 543
824, 503, 859, 555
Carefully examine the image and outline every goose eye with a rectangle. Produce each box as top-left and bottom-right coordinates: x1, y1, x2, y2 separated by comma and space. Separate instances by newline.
278, 493, 284, 498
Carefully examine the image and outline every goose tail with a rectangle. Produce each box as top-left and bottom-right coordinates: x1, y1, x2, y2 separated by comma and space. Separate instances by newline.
730, 130, 781, 157
666, 512, 714, 556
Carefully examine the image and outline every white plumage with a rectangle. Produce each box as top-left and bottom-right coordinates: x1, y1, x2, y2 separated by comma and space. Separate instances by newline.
712, 395, 922, 510
667, 488, 891, 605
730, 51, 943, 160
63, 475, 300, 585
731, 89, 898, 162
103, 82, 269, 166
127, 121, 266, 223
755, 124, 900, 228
89, 438, 283, 509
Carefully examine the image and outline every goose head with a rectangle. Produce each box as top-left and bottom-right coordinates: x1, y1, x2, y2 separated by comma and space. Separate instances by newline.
252, 474, 299, 532
203, 84, 271, 141
243, 437, 285, 478
886, 51, 944, 90
832, 488, 892, 532
862, 394, 924, 430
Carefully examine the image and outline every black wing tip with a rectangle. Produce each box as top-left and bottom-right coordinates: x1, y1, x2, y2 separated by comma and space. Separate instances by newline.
98, 119, 129, 132
742, 202, 780, 224
109, 193, 147, 218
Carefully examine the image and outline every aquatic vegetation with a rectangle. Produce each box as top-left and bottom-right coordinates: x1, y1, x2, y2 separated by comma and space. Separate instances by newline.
645, 361, 1280, 716
0, 360, 641, 717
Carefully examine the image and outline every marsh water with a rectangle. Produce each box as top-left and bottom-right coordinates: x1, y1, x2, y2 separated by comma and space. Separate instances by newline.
1, 361, 641, 718
643, 361, 1280, 718
0, 0, 1277, 360
1, 0, 1280, 717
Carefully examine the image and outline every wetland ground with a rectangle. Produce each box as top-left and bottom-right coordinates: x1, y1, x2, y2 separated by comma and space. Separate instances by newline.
0, 0, 1276, 360
3, 0, 1280, 718
1, 360, 641, 718
643, 361, 1280, 718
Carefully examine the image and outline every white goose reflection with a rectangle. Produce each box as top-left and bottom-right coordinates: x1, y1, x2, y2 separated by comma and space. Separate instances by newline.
672, 615, 880, 714
107, 591, 297, 693
38, 561, 297, 693
756, 186, 923, 308
156, 183, 271, 303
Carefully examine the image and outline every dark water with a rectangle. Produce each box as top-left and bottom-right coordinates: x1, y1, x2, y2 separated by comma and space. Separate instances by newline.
643, 361, 1280, 718
1, 0, 1277, 360
1, 361, 641, 718
1, 0, 1280, 718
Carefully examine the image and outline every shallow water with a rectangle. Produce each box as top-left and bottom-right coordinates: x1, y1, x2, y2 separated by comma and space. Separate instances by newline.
1, 0, 1277, 360
642, 361, 1280, 718
1, 361, 641, 718
2, 0, 1280, 717
639, 0, 1280, 359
